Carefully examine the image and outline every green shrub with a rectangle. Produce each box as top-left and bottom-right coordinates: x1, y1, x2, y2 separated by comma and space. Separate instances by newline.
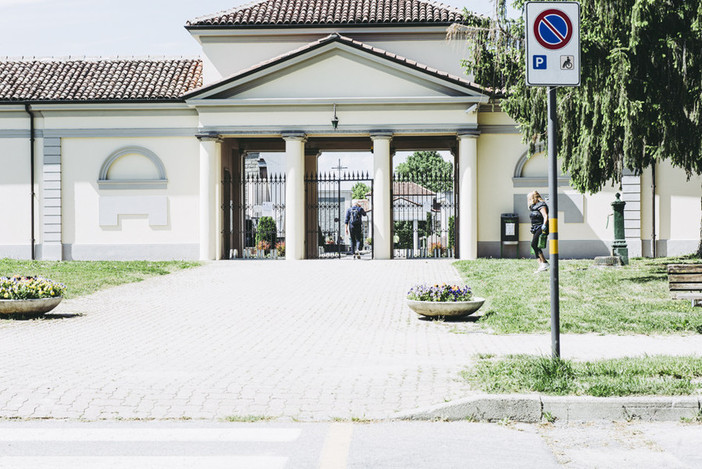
393, 221, 413, 248
256, 216, 277, 248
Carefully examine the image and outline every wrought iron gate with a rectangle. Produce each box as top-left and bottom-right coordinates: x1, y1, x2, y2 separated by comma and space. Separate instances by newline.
235, 173, 286, 259
305, 172, 373, 259
392, 173, 457, 259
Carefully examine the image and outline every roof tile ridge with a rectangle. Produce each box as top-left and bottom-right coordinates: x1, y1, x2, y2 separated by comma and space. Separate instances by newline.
415, 0, 462, 15
334, 32, 479, 88
0, 55, 201, 63
187, 0, 268, 25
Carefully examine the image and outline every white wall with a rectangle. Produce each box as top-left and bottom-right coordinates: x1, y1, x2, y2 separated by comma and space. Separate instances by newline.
197, 29, 468, 84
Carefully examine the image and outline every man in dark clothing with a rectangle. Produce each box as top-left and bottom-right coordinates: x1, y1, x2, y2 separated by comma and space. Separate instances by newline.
345, 201, 366, 259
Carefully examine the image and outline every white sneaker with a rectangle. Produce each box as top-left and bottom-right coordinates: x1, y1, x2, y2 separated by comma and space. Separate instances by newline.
535, 263, 549, 273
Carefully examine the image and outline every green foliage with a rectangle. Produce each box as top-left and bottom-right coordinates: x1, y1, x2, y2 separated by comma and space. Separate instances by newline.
460, 0, 702, 193
395, 151, 454, 192
464, 355, 702, 396
351, 182, 370, 200
448, 215, 456, 249
256, 216, 277, 247
424, 212, 434, 237
453, 256, 702, 334
394, 221, 414, 249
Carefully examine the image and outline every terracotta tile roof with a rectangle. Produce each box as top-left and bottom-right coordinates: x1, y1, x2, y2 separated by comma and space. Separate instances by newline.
0, 58, 202, 102
393, 181, 436, 196
184, 33, 483, 98
187, 0, 464, 27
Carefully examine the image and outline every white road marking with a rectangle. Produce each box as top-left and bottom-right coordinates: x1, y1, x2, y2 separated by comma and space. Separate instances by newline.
319, 422, 353, 469
0, 456, 287, 469
0, 427, 301, 442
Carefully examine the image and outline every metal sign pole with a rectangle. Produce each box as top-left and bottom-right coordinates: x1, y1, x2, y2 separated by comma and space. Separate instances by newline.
526, 1, 579, 359
547, 85, 560, 359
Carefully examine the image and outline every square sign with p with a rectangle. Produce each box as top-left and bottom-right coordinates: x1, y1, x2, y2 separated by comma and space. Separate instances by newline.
533, 55, 547, 70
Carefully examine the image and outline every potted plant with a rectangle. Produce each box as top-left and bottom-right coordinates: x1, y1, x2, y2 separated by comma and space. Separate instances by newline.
406, 283, 485, 318
0, 275, 66, 317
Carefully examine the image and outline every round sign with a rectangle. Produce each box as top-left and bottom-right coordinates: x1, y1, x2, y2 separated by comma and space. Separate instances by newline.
533, 9, 573, 50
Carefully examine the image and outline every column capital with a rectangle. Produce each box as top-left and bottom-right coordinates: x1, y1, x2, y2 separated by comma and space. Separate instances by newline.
196, 131, 222, 142
282, 131, 307, 142
370, 131, 393, 140
457, 129, 480, 139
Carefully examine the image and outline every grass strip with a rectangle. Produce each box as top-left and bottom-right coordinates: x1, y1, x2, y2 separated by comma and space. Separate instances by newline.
0, 259, 200, 299
462, 354, 702, 397
453, 256, 702, 334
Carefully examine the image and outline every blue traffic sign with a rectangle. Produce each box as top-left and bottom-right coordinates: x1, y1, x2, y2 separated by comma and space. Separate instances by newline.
534, 9, 573, 50
533, 55, 547, 69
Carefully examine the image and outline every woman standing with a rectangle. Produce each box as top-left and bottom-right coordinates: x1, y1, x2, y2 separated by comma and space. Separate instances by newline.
528, 191, 549, 272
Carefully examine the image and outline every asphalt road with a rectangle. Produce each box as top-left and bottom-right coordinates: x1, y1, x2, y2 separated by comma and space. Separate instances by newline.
0, 420, 699, 468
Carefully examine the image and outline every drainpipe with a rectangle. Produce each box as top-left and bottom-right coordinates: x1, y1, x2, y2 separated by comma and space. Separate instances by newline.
24, 103, 36, 260
651, 162, 656, 258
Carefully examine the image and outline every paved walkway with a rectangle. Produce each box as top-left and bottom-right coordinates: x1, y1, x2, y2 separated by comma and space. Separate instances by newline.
0, 260, 701, 421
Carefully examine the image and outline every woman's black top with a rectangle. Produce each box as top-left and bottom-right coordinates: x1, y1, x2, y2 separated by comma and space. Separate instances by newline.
529, 201, 548, 233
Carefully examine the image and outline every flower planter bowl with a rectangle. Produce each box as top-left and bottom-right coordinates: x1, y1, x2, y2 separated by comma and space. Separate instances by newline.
407, 297, 485, 318
0, 297, 63, 317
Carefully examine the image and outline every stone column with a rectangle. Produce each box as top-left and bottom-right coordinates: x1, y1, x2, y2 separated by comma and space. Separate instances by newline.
284, 133, 306, 260
372, 132, 393, 260
458, 132, 478, 260
198, 134, 222, 261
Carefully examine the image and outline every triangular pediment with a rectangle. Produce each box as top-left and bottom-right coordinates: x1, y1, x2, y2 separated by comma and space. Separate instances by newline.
185, 35, 486, 104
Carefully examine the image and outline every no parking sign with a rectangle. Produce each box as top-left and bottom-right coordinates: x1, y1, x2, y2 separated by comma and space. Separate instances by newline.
526, 2, 580, 86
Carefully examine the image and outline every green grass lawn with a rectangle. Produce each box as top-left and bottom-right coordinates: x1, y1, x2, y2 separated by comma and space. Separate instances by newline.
0, 259, 200, 299
462, 354, 702, 397
453, 256, 702, 334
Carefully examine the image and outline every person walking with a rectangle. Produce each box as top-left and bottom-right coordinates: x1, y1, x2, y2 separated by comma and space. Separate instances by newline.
528, 190, 549, 272
345, 201, 366, 259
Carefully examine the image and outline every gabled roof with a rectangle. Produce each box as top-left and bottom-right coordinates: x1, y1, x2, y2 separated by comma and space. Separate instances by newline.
187, 0, 464, 28
393, 181, 436, 196
184, 33, 483, 99
0, 58, 202, 102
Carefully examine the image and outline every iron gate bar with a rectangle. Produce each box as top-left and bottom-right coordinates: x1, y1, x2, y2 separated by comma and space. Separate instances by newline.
236, 172, 286, 259
305, 171, 373, 260
392, 171, 456, 260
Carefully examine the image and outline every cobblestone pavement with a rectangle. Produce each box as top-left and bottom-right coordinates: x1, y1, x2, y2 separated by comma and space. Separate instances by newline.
1, 259, 701, 421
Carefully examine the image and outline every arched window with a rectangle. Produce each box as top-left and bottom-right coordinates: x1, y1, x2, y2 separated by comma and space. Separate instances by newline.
512, 143, 569, 188
98, 146, 168, 189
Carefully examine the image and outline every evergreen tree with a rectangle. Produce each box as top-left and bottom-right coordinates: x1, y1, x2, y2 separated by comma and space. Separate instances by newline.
455, 0, 702, 194
456, 0, 702, 253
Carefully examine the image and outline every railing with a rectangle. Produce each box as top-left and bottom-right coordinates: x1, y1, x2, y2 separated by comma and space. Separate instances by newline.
305, 172, 373, 259
235, 173, 286, 259
392, 173, 456, 259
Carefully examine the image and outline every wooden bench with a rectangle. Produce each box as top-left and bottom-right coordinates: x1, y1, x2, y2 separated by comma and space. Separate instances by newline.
667, 264, 702, 306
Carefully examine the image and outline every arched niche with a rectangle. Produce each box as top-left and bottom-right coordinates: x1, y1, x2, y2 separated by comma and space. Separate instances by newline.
512, 143, 570, 188
98, 146, 168, 189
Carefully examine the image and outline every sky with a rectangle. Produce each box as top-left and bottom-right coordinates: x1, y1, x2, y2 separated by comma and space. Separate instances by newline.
0, 0, 512, 58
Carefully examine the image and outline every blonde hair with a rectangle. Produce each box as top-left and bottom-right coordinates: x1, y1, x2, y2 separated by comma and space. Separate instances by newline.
527, 191, 544, 207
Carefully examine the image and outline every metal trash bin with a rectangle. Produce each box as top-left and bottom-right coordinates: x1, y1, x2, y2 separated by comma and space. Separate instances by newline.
500, 213, 519, 258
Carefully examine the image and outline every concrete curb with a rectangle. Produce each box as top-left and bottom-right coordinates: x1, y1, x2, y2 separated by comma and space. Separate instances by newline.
392, 395, 702, 423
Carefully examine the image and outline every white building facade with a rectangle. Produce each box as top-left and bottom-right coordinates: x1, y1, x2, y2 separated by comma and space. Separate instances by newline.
0, 0, 699, 261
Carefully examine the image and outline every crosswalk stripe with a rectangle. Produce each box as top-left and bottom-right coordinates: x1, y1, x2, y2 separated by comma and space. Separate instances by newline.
0, 428, 301, 442
0, 456, 288, 469
319, 422, 353, 469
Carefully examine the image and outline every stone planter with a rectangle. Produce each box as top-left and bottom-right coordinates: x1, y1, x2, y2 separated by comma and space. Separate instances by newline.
407, 297, 485, 318
0, 297, 63, 317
